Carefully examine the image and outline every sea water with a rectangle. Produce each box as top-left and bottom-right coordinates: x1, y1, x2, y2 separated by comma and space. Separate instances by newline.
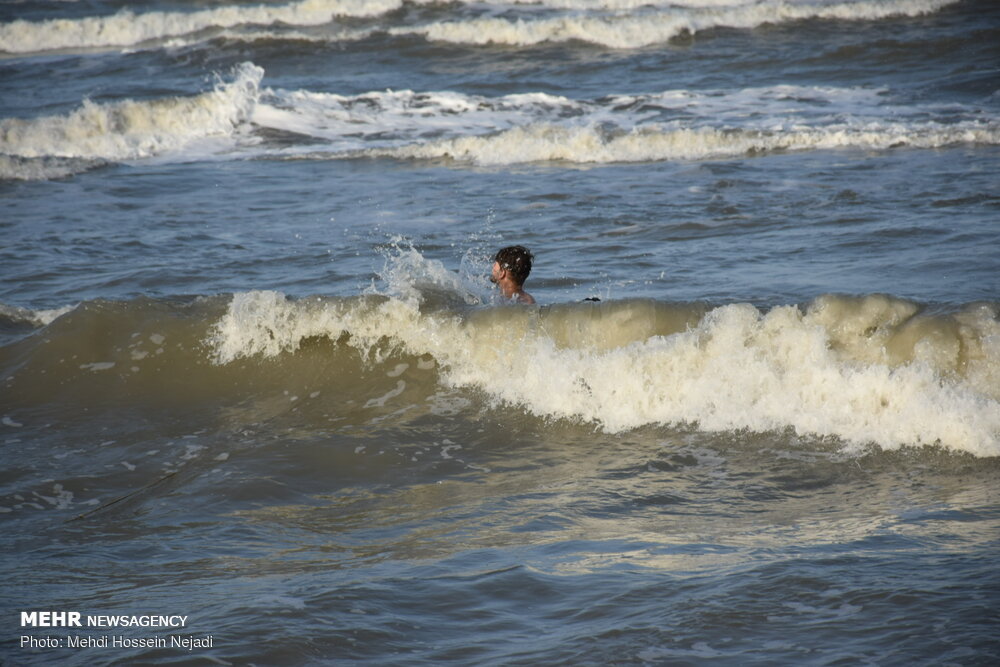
1, 1, 999, 664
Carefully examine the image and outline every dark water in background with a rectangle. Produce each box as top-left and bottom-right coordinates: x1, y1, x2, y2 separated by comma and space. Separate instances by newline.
2, 0, 1000, 664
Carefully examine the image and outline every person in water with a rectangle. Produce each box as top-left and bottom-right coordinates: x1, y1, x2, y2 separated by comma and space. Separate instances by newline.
490, 245, 535, 304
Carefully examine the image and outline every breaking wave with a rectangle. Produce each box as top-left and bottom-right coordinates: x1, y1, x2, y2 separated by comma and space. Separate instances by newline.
387, 0, 960, 49
372, 121, 1000, 165
204, 288, 1000, 457
259, 83, 1000, 164
0, 62, 262, 178
0, 0, 401, 54
263, 85, 1000, 164
0, 0, 960, 55
4, 245, 998, 457
4, 69, 998, 179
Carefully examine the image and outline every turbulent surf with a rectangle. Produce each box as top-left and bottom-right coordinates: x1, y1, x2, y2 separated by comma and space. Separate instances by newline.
4, 274, 998, 456
4, 1, 999, 664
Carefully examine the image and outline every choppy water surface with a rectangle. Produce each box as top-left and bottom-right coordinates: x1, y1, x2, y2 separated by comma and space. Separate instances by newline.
2, 0, 999, 664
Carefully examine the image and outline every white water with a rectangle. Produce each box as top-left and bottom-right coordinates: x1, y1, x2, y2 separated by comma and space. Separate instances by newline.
253, 84, 906, 146
264, 81, 1000, 164
6, 61, 997, 179
373, 121, 1000, 165
0, 0, 960, 54
387, 0, 959, 48
208, 249, 1000, 457
0, 62, 262, 177
0, 302, 76, 327
0, 0, 401, 54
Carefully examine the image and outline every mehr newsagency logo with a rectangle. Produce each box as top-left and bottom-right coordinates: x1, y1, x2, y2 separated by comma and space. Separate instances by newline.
19, 611, 214, 651
22, 611, 188, 628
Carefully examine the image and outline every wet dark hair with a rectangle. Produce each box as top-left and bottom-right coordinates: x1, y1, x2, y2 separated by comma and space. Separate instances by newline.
494, 245, 533, 286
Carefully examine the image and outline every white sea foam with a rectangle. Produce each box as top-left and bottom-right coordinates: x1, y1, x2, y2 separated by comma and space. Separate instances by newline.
263, 84, 891, 135
389, 0, 960, 49
254, 84, 891, 150
0, 302, 76, 326
5, 78, 997, 177
33, 483, 75, 510
0, 0, 960, 54
0, 62, 261, 170
253, 83, 1000, 164
208, 282, 1000, 457
374, 121, 1000, 165
0, 155, 108, 181
0, 0, 401, 54
253, 88, 581, 152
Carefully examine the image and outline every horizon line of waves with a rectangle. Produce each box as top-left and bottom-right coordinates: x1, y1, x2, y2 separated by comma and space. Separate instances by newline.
0, 0, 404, 55
359, 121, 1000, 165
387, 0, 960, 49
0, 62, 262, 179
0, 0, 959, 55
208, 290, 1000, 457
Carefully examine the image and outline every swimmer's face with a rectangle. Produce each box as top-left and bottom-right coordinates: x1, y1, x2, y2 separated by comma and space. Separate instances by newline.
490, 261, 502, 284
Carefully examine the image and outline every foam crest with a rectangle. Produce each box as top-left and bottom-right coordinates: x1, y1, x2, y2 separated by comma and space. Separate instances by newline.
264, 84, 891, 133
0, 155, 107, 181
209, 290, 1000, 456
375, 121, 1000, 165
252, 83, 998, 164
0, 0, 960, 55
10, 79, 991, 175
392, 0, 959, 48
254, 88, 581, 152
0, 62, 262, 167
0, 302, 76, 327
0, 0, 401, 54
804, 296, 1000, 402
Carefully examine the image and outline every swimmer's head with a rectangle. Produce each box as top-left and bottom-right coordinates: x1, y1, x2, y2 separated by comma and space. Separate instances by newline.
491, 245, 533, 287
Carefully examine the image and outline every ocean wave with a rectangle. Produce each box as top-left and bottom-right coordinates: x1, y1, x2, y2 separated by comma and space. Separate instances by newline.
205, 289, 1000, 457
0, 62, 261, 177
0, 0, 401, 55
5, 77, 997, 177
370, 121, 1000, 165
3, 282, 997, 456
252, 87, 585, 152
0, 0, 960, 55
256, 83, 1000, 163
254, 84, 896, 144
389, 0, 960, 49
